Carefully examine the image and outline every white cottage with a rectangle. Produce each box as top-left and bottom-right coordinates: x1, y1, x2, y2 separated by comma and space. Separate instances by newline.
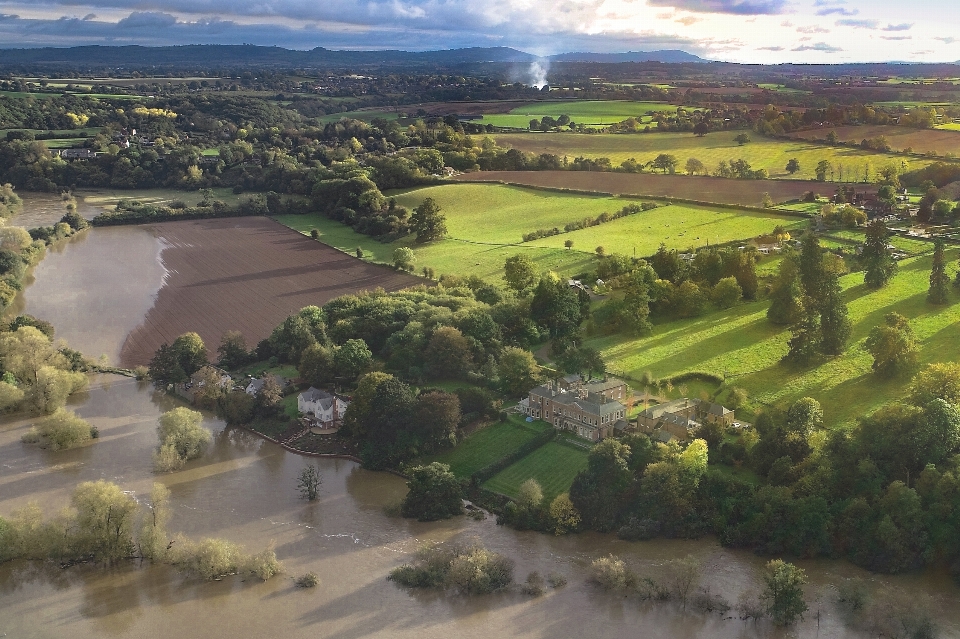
297, 387, 349, 424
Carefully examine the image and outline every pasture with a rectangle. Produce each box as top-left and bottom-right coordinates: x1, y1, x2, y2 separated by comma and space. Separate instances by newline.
790, 124, 960, 157
279, 183, 803, 281
453, 171, 842, 207
484, 439, 590, 501
480, 100, 681, 128
424, 417, 551, 477
586, 246, 960, 428
492, 130, 930, 181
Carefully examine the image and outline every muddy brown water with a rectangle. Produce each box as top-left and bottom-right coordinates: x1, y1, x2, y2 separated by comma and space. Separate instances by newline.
1, 208, 959, 638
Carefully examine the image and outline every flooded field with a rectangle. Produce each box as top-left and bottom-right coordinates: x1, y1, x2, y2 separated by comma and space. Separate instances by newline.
1, 199, 959, 639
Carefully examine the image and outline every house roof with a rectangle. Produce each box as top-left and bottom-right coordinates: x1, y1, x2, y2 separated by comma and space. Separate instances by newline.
584, 378, 626, 393
299, 387, 334, 403
529, 384, 625, 418
702, 402, 733, 416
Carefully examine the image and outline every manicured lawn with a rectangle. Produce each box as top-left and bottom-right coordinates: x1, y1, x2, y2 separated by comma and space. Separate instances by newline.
424, 417, 551, 478
493, 130, 932, 181
586, 248, 960, 427
484, 440, 590, 502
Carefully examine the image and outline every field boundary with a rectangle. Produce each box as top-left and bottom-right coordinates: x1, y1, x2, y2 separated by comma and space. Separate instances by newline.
470, 426, 557, 484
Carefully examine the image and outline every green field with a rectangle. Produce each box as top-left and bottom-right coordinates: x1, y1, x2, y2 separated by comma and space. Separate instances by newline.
757, 84, 811, 94
938, 123, 960, 131
318, 110, 401, 124
480, 100, 682, 129
493, 130, 931, 181
586, 247, 960, 427
484, 439, 590, 501
423, 417, 551, 477
276, 183, 802, 281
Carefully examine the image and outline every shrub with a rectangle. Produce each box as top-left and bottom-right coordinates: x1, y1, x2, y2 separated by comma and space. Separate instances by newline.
388, 542, 514, 594
31, 408, 93, 451
295, 572, 320, 588
590, 555, 637, 591
522, 571, 545, 596
153, 407, 211, 472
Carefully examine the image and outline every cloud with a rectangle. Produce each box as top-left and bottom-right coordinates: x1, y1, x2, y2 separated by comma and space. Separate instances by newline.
935, 37, 958, 45
758, 45, 784, 50
675, 16, 701, 25
882, 23, 912, 32
116, 11, 178, 29
880, 36, 911, 41
645, 0, 788, 15
792, 42, 843, 52
835, 19, 878, 29
780, 20, 792, 27
82, 13, 96, 20
796, 25, 829, 33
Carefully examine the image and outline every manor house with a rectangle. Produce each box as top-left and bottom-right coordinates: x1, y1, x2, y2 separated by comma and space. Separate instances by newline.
525, 374, 628, 441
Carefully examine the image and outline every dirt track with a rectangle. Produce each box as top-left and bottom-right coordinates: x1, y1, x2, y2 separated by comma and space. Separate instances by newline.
452, 171, 841, 206
119, 217, 420, 367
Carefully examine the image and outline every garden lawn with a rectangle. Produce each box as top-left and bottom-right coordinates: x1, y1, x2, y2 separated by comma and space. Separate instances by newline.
481, 100, 682, 128
484, 440, 589, 502
424, 417, 551, 478
493, 130, 931, 181
587, 248, 960, 427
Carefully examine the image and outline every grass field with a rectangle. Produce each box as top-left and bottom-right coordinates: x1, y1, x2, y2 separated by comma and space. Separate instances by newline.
79, 187, 247, 211
423, 417, 551, 477
790, 125, 960, 157
318, 110, 401, 124
276, 183, 802, 281
480, 100, 681, 128
586, 247, 960, 428
493, 130, 930, 181
484, 439, 590, 501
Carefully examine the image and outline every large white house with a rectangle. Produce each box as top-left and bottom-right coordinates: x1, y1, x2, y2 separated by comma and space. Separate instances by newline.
297, 387, 349, 425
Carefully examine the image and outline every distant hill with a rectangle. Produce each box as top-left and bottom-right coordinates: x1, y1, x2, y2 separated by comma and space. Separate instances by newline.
0, 45, 709, 71
550, 50, 706, 63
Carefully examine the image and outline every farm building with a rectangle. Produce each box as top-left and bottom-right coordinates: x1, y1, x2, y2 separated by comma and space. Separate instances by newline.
525, 375, 628, 441
637, 397, 735, 442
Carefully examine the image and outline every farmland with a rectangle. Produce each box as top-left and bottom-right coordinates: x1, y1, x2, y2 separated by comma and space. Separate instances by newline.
484, 439, 590, 502
492, 130, 930, 181
586, 246, 960, 428
276, 183, 803, 282
453, 171, 842, 206
118, 217, 420, 366
790, 124, 960, 156
478, 100, 681, 128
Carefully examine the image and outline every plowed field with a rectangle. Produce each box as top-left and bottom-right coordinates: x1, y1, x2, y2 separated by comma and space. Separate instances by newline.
790, 124, 960, 156
119, 217, 419, 366
451, 170, 840, 206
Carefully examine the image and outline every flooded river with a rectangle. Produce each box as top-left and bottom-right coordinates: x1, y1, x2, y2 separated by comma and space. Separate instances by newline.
1, 215, 959, 638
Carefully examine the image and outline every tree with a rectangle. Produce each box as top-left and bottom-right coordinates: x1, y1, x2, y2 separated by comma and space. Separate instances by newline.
734, 133, 751, 145
928, 238, 949, 305
692, 122, 709, 137
711, 277, 742, 309
651, 153, 678, 174
815, 160, 831, 182
341, 372, 393, 439
71, 480, 139, 561
784, 298, 821, 365
909, 362, 960, 407
819, 277, 852, 356
413, 391, 461, 450
504, 254, 537, 292
862, 220, 897, 289
674, 280, 706, 318
269, 307, 326, 363
393, 246, 415, 270
333, 338, 372, 380
865, 313, 919, 378
785, 158, 801, 174
424, 326, 472, 379
685, 157, 706, 175
400, 462, 463, 521
154, 407, 210, 472
298, 343, 334, 386
149, 343, 185, 387
410, 197, 447, 243
564, 239, 574, 250
767, 251, 803, 325
30, 408, 93, 451
549, 493, 581, 535
761, 560, 808, 626
570, 439, 633, 531
498, 347, 541, 396
169, 332, 207, 377
216, 331, 249, 369
0, 183, 23, 218
557, 346, 605, 379
531, 276, 582, 340
298, 465, 322, 501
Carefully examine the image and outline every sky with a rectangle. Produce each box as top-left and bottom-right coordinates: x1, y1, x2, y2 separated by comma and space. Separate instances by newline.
0, 0, 956, 64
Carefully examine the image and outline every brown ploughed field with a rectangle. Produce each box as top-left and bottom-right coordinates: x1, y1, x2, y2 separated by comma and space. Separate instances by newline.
452, 171, 830, 206
120, 217, 420, 367
790, 125, 960, 156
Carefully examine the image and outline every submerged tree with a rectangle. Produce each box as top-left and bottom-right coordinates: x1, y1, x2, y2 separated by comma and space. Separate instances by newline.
297, 465, 322, 501
761, 560, 808, 626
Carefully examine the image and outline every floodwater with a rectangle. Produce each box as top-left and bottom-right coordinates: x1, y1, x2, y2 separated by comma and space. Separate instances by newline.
2, 203, 960, 638
12, 192, 101, 229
